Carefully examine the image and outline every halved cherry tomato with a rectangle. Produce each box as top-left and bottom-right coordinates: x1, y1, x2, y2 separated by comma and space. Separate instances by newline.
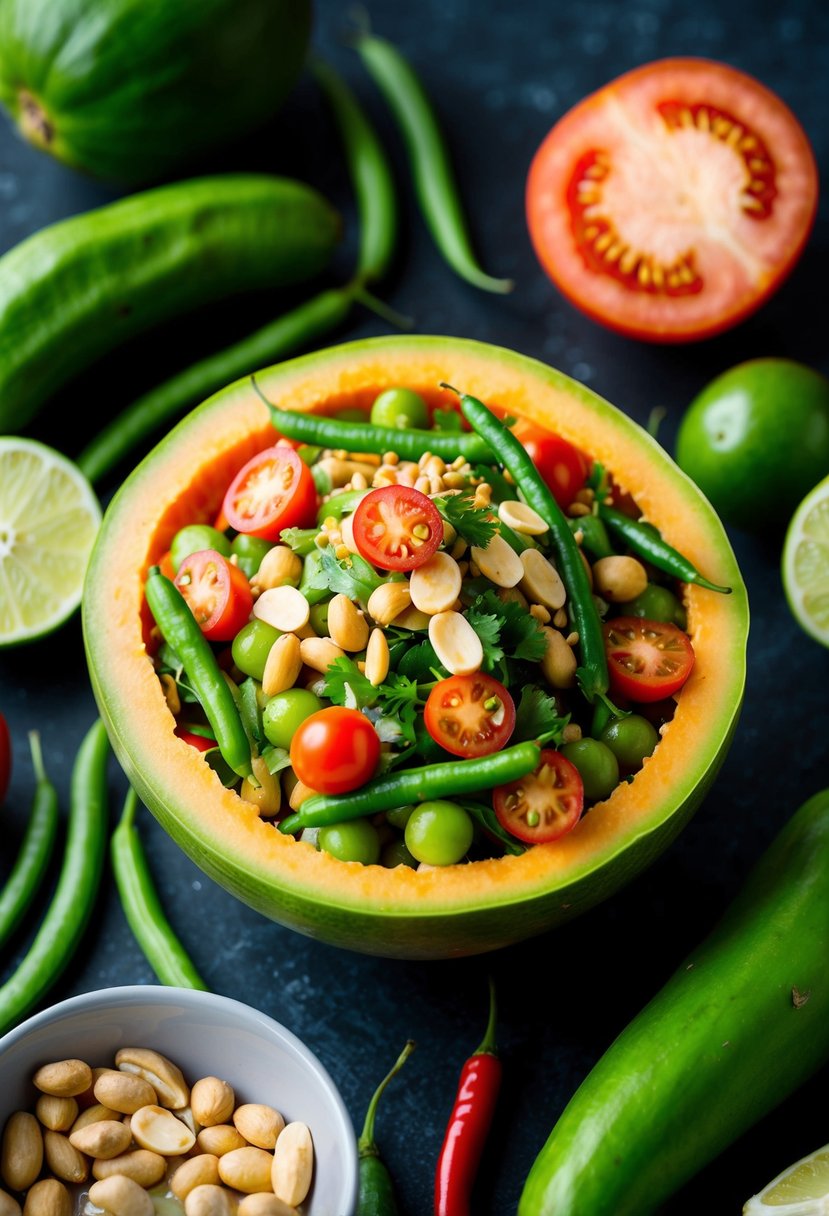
174, 549, 253, 643
526, 58, 818, 342
0, 712, 11, 805
174, 728, 216, 753
493, 749, 584, 844
352, 486, 443, 571
290, 707, 380, 795
603, 616, 695, 702
222, 446, 316, 540
423, 674, 516, 758
514, 424, 588, 509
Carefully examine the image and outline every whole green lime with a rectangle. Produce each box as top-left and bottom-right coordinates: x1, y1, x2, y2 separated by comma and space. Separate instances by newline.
675, 359, 829, 530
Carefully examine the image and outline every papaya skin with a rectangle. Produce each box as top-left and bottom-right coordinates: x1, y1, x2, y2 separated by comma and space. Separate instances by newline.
0, 0, 311, 184
0, 175, 340, 432
520, 788, 829, 1215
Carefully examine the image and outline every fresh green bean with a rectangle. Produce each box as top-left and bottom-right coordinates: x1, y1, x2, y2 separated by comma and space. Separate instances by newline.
354, 32, 513, 295
111, 787, 208, 990
568, 514, 615, 560
0, 720, 109, 1036
599, 505, 732, 594
144, 566, 252, 779
279, 742, 540, 833
0, 733, 58, 950
455, 388, 611, 706
264, 394, 496, 463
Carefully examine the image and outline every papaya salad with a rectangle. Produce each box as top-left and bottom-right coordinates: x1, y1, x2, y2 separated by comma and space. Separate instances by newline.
144, 383, 730, 869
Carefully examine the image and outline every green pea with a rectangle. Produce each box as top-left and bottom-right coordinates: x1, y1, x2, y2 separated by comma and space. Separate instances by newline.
381, 839, 418, 869
308, 602, 330, 636
619, 583, 687, 630
385, 805, 415, 830
231, 620, 281, 681
370, 387, 429, 430
560, 738, 620, 802
170, 524, 232, 572
600, 715, 659, 771
231, 534, 274, 579
262, 688, 323, 750
404, 800, 473, 867
318, 819, 381, 865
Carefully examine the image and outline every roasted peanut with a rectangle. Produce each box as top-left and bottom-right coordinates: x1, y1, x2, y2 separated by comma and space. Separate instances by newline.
232, 1105, 285, 1151
88, 1175, 154, 1216
409, 552, 462, 615
171, 1155, 221, 1202
237, 1195, 297, 1216
367, 581, 411, 626
1, 1111, 43, 1191
184, 1185, 238, 1216
196, 1125, 248, 1158
33, 1060, 92, 1099
190, 1078, 235, 1129
43, 1130, 88, 1184
327, 594, 369, 652
365, 628, 390, 687
115, 1048, 189, 1110
91, 1150, 166, 1187
252, 587, 310, 635
270, 1123, 313, 1208
130, 1105, 196, 1156
592, 555, 648, 602
240, 755, 281, 819
70, 1103, 121, 1133
69, 1119, 131, 1160
428, 611, 483, 676
520, 549, 567, 610
470, 535, 523, 588
218, 1146, 274, 1194
298, 636, 346, 674
251, 547, 301, 592
34, 1096, 77, 1133
94, 1072, 157, 1116
541, 627, 577, 689
22, 1180, 70, 1216
497, 500, 548, 535
0, 1188, 21, 1216
261, 634, 302, 698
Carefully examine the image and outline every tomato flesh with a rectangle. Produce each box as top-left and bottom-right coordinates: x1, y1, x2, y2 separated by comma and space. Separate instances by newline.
604, 616, 695, 702
515, 425, 588, 509
352, 486, 443, 571
493, 749, 584, 844
424, 675, 516, 758
174, 549, 253, 643
526, 58, 818, 342
290, 707, 381, 796
223, 446, 317, 540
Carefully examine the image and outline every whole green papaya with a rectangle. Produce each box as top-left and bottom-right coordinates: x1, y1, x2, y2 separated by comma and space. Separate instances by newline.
0, 0, 311, 184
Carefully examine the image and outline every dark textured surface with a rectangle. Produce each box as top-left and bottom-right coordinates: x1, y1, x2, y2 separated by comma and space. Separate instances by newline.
2, 1, 829, 1212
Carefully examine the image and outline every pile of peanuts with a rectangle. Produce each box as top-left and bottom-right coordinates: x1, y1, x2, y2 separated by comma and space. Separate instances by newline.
0, 1050, 313, 1216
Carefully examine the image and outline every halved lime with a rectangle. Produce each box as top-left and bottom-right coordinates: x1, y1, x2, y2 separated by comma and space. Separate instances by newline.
743, 1141, 829, 1213
0, 438, 101, 646
783, 474, 829, 648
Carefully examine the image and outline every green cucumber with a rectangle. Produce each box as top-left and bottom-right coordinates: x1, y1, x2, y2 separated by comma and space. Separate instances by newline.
0, 175, 340, 432
520, 787, 829, 1215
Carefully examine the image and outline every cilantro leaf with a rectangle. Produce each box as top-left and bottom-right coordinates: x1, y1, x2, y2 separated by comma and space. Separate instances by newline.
513, 686, 568, 745
320, 548, 384, 606
464, 603, 504, 672
279, 527, 318, 555
433, 492, 498, 549
322, 658, 422, 746
323, 656, 378, 710
457, 800, 527, 856
465, 590, 547, 674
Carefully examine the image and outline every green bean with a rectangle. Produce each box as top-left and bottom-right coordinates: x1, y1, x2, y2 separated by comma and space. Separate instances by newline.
0, 733, 59, 950
264, 394, 496, 462
144, 566, 252, 779
454, 388, 611, 706
111, 787, 208, 990
354, 32, 513, 295
599, 505, 732, 594
312, 59, 397, 286
568, 514, 615, 560
0, 720, 109, 1036
77, 288, 355, 486
279, 742, 540, 833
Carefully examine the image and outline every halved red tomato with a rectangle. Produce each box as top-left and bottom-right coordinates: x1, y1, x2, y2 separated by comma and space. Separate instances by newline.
526, 58, 818, 342
222, 446, 316, 540
493, 749, 584, 844
514, 424, 588, 509
603, 616, 695, 702
174, 549, 253, 643
352, 486, 443, 571
424, 674, 516, 758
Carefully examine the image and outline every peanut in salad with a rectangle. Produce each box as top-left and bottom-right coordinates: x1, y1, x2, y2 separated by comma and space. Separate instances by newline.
145, 384, 727, 869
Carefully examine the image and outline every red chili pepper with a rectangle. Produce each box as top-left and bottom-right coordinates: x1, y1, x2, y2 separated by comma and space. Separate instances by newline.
434, 977, 501, 1216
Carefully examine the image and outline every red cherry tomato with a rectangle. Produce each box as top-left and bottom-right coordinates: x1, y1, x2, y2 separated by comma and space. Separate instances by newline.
526, 58, 818, 342
0, 712, 11, 805
174, 728, 216, 753
423, 675, 515, 758
222, 446, 317, 541
493, 749, 584, 844
290, 707, 381, 796
352, 486, 443, 571
515, 425, 588, 510
603, 616, 695, 702
174, 549, 253, 643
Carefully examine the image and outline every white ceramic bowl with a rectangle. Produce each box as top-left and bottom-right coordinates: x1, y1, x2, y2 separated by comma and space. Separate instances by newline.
0, 986, 358, 1216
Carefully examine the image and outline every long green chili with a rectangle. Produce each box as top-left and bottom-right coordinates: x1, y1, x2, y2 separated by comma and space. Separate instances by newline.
357, 1040, 416, 1215
0, 732, 59, 950
568, 514, 615, 560
599, 505, 732, 594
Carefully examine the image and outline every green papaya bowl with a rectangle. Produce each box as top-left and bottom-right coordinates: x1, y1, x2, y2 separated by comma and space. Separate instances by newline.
83, 335, 748, 959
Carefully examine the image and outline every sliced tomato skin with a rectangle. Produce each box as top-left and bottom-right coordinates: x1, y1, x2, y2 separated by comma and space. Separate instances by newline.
526, 57, 818, 343
603, 616, 695, 703
352, 485, 443, 571
222, 446, 317, 541
174, 549, 253, 643
515, 425, 589, 509
493, 749, 584, 844
423, 674, 516, 758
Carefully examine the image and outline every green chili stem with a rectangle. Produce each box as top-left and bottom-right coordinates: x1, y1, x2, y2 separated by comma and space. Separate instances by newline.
359, 1040, 416, 1157
474, 978, 498, 1057
0, 732, 59, 950
599, 506, 732, 594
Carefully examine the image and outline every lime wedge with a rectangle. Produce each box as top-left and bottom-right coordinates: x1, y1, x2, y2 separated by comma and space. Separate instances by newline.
743, 1142, 829, 1213
782, 473, 829, 648
0, 438, 101, 646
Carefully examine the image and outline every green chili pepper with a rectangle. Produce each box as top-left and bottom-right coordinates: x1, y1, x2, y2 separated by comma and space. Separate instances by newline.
317, 488, 370, 526
111, 787, 208, 990
453, 387, 611, 707
144, 566, 252, 779
497, 520, 538, 555
0, 732, 59, 950
353, 32, 513, 295
279, 742, 540, 833
599, 505, 732, 594
0, 720, 109, 1036
568, 514, 615, 560
357, 1040, 416, 1215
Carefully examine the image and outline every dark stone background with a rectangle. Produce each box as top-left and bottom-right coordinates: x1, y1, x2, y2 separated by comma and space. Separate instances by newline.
2, 1, 828, 1211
